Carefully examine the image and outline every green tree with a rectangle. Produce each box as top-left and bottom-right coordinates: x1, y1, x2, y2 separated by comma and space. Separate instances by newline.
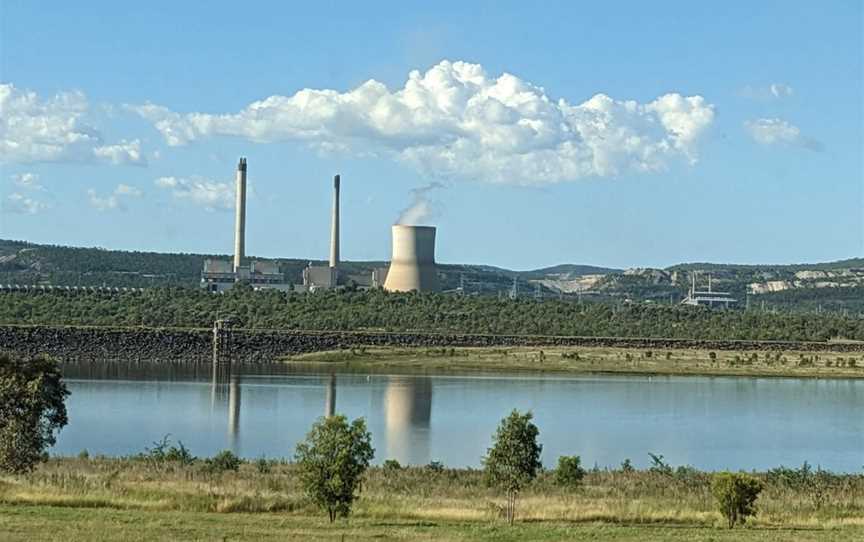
483, 409, 543, 525
554, 455, 586, 487
295, 415, 374, 522
0, 353, 70, 473
711, 472, 764, 528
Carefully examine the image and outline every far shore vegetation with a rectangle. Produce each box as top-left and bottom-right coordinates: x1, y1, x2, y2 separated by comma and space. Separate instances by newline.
2, 288, 864, 342
283, 345, 864, 379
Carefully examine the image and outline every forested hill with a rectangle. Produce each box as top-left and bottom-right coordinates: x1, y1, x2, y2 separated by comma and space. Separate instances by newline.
1, 239, 862, 312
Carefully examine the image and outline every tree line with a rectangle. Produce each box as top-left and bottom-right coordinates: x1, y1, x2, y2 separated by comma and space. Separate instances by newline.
2, 287, 863, 341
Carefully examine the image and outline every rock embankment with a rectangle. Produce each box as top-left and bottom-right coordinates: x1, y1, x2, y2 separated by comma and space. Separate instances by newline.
1, 325, 862, 363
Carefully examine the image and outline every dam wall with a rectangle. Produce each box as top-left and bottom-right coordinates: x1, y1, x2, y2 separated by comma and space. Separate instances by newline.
1, 325, 862, 363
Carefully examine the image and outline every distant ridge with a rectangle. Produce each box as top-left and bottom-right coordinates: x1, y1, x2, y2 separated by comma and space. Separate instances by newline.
1, 238, 862, 312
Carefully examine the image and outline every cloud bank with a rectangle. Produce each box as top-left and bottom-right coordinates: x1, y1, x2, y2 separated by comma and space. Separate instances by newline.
133, 60, 715, 185
0, 83, 146, 165
744, 118, 823, 151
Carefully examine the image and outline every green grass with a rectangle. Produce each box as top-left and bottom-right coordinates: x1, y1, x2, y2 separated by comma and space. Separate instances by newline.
1, 505, 858, 542
1, 458, 862, 540
283, 345, 864, 379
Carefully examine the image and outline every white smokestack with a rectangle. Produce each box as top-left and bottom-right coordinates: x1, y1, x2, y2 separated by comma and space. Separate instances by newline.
330, 174, 340, 268
233, 157, 247, 272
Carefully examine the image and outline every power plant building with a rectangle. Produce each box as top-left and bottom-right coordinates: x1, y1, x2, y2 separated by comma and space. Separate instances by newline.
302, 175, 342, 290
200, 158, 291, 292
383, 225, 440, 292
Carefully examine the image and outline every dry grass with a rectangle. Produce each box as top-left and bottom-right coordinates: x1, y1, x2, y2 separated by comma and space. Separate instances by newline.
2, 458, 862, 530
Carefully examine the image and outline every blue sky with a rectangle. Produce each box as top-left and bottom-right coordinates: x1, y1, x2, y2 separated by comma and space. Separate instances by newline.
1, 1, 861, 269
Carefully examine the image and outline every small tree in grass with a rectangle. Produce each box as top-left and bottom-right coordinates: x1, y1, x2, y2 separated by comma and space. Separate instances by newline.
295, 415, 374, 522
483, 409, 542, 525
711, 472, 764, 528
0, 353, 69, 473
555, 455, 586, 487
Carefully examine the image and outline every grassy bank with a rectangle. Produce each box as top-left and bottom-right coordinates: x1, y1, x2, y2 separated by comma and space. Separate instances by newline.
1, 457, 862, 541
282, 345, 864, 379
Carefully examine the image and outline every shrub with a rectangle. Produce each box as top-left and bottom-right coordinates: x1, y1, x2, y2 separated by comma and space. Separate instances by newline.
0, 353, 69, 473
165, 441, 195, 466
554, 455, 586, 487
255, 456, 272, 474
483, 410, 543, 525
205, 450, 241, 473
648, 453, 672, 476
295, 415, 374, 522
383, 459, 403, 470
620, 458, 635, 473
426, 460, 444, 472
711, 472, 764, 528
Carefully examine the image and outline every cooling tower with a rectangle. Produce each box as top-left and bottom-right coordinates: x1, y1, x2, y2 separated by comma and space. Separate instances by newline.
383, 225, 440, 292
233, 157, 247, 272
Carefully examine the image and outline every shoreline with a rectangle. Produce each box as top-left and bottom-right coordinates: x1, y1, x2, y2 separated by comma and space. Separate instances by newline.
281, 346, 864, 380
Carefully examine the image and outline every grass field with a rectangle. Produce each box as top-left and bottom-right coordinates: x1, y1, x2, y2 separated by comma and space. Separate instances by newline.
282, 345, 864, 379
1, 457, 861, 541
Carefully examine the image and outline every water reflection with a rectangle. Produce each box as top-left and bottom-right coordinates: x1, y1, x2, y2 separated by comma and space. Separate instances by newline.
325, 374, 336, 418
210, 363, 241, 451
384, 376, 433, 465
55, 362, 864, 472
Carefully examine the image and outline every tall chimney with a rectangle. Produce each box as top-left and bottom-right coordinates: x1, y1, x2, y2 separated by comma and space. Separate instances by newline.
233, 157, 247, 272
329, 174, 340, 269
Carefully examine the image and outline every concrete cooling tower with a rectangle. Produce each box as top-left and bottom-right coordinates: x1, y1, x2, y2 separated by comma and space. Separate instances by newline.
383, 225, 440, 292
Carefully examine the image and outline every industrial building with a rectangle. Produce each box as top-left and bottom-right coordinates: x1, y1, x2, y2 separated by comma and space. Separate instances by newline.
300, 175, 341, 291
681, 273, 737, 308
200, 158, 291, 292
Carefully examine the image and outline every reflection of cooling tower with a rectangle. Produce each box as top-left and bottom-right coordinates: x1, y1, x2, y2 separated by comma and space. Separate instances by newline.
384, 376, 432, 465
228, 375, 240, 443
383, 225, 440, 292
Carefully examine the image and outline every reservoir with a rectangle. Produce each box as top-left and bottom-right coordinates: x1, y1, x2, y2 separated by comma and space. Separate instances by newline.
54, 363, 864, 472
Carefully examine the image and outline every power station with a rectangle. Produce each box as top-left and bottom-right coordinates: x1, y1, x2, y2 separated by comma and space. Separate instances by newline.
201, 158, 292, 292
200, 158, 441, 293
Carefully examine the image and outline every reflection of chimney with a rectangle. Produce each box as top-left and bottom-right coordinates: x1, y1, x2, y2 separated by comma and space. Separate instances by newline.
329, 175, 340, 269
228, 375, 240, 449
325, 374, 336, 417
233, 158, 247, 272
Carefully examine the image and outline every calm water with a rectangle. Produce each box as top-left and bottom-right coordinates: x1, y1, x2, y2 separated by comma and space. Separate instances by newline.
54, 363, 864, 472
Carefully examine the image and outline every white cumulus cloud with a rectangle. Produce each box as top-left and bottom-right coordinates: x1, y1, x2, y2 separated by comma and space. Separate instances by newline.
744, 118, 823, 151
3, 193, 49, 214
0, 83, 147, 165
87, 183, 144, 211
132, 60, 715, 185
154, 176, 233, 211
